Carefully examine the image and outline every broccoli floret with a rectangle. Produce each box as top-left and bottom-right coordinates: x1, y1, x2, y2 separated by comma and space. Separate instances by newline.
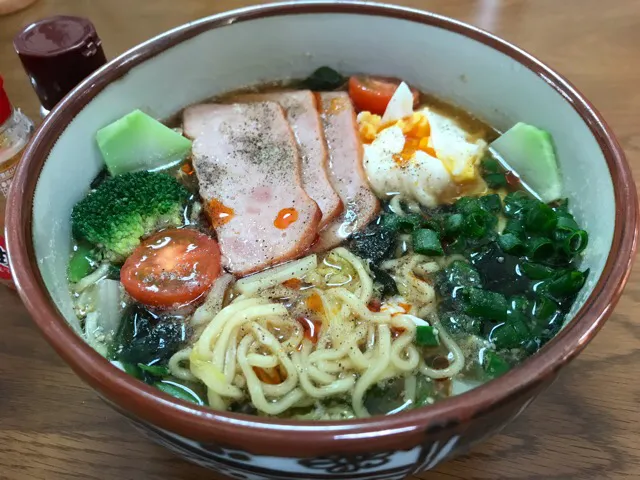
71, 171, 190, 260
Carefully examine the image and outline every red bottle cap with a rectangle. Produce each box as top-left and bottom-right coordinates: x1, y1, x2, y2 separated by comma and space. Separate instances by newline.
0, 76, 12, 125
13, 16, 107, 111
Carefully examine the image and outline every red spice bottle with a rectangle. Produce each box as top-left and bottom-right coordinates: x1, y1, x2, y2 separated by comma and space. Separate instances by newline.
0, 76, 35, 288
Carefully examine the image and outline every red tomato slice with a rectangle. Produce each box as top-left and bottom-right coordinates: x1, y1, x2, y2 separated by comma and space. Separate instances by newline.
348, 76, 420, 115
121, 228, 221, 308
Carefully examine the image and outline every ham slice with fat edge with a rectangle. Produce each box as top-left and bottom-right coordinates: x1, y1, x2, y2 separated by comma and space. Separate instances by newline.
312, 91, 380, 252
183, 101, 321, 275
232, 90, 343, 229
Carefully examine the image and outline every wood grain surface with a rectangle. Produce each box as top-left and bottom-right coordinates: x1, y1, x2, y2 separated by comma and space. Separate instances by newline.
1, 1, 639, 479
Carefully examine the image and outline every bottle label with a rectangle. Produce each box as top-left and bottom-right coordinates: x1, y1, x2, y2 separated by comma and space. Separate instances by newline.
0, 152, 20, 197
0, 236, 11, 283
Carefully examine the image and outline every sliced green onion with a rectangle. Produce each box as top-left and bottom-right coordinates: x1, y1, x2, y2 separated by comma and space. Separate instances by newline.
414, 376, 438, 407
122, 362, 142, 379
562, 229, 588, 256
481, 156, 502, 174
543, 269, 588, 299
484, 173, 508, 189
503, 191, 532, 217
510, 296, 531, 315
497, 233, 526, 255
68, 243, 96, 283
483, 351, 511, 378
532, 296, 558, 321
382, 213, 425, 233
442, 260, 482, 288
489, 318, 530, 349
444, 213, 464, 236
463, 212, 491, 238
412, 229, 444, 256
155, 381, 204, 405
416, 325, 440, 346
556, 215, 579, 232
503, 218, 524, 235
138, 363, 170, 377
455, 197, 483, 215
439, 312, 482, 336
422, 216, 442, 233
525, 202, 557, 233
380, 214, 399, 231
398, 214, 425, 232
527, 237, 555, 262
462, 287, 509, 322
480, 194, 502, 214
520, 261, 556, 279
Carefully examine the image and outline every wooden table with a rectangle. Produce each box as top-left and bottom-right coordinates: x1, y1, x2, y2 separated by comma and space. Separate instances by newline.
1, 1, 639, 478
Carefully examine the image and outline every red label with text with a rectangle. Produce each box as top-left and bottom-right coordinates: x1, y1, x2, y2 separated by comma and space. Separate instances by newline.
0, 236, 12, 283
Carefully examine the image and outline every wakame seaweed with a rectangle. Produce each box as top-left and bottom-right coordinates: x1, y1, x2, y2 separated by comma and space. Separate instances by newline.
90, 167, 111, 190
469, 242, 530, 296
301, 66, 347, 91
370, 264, 398, 297
349, 218, 396, 264
110, 305, 189, 382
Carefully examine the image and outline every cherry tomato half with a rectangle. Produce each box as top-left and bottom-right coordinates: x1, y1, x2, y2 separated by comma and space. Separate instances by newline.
121, 228, 221, 308
348, 76, 420, 115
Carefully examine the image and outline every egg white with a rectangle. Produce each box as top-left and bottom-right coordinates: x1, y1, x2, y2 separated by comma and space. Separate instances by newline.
363, 127, 451, 207
423, 109, 487, 181
362, 83, 488, 208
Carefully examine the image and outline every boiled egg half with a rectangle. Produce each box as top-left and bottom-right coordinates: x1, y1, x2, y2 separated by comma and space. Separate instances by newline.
359, 82, 488, 208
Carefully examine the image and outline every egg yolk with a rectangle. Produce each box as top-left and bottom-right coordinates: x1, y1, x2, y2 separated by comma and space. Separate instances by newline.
359, 111, 436, 163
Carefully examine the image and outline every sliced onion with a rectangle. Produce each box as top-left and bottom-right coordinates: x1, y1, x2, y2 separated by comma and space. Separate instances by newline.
96, 279, 122, 334
73, 263, 110, 293
192, 273, 234, 326
84, 279, 122, 356
236, 254, 318, 295
401, 314, 430, 327
451, 378, 484, 396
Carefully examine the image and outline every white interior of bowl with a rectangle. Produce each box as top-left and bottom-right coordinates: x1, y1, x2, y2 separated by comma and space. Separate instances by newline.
31, 12, 614, 332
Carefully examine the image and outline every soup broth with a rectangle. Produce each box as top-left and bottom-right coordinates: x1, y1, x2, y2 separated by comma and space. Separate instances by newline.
67, 69, 589, 419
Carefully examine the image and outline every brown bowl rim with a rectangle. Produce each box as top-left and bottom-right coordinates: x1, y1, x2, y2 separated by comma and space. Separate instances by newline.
6, 0, 639, 456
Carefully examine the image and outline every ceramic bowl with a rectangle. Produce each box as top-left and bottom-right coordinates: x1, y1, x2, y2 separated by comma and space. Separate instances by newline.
7, 2, 638, 479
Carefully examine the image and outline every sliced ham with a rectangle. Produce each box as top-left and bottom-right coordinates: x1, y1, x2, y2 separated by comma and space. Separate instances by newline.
313, 92, 380, 252
183, 102, 321, 275
232, 90, 343, 228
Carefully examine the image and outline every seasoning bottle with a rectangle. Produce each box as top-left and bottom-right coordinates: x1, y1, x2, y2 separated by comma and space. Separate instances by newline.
0, 76, 35, 289
13, 15, 107, 117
